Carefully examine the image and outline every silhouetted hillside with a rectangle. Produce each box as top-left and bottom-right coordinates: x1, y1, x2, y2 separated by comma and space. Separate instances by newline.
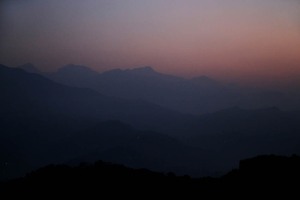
0, 64, 193, 179
182, 107, 300, 170
0, 64, 186, 129
55, 120, 212, 176
1, 155, 300, 197
0, 65, 210, 180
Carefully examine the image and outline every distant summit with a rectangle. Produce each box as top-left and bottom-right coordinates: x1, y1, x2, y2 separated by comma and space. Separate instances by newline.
102, 66, 157, 76
58, 64, 99, 76
17, 63, 40, 74
49, 64, 99, 87
128, 66, 155, 73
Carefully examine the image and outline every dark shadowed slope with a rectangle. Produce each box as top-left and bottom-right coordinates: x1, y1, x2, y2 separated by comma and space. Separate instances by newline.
182, 107, 300, 170
186, 107, 300, 137
0, 116, 212, 180
52, 120, 212, 176
0, 64, 183, 178
46, 65, 237, 114
0, 64, 186, 130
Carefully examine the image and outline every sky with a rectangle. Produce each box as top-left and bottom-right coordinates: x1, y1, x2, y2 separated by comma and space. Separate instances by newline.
1, 0, 300, 85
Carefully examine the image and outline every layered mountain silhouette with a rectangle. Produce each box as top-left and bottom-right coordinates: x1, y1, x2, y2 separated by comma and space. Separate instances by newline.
20, 64, 288, 114
0, 64, 208, 180
1, 64, 187, 130
54, 120, 212, 175
182, 107, 300, 169
2, 63, 300, 182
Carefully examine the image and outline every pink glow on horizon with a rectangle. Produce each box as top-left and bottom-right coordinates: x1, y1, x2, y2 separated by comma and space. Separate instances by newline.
0, 0, 300, 85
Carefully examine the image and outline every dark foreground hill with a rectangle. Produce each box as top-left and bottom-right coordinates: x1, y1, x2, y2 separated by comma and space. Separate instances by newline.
1, 155, 300, 197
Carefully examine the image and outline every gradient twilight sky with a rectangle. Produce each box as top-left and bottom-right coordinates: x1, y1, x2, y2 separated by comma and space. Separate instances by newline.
1, 0, 300, 84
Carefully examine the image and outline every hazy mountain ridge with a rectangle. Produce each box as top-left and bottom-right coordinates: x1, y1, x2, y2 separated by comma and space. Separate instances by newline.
1, 64, 186, 129
48, 64, 100, 88
22, 63, 291, 114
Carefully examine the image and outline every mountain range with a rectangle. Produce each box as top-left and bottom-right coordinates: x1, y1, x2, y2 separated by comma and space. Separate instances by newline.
0, 64, 207, 179
18, 63, 292, 114
1, 63, 300, 181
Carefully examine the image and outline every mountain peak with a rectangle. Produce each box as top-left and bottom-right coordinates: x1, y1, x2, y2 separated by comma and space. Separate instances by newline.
57, 64, 99, 75
18, 63, 40, 73
60, 64, 91, 71
102, 66, 158, 77
128, 66, 156, 74
134, 66, 154, 71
